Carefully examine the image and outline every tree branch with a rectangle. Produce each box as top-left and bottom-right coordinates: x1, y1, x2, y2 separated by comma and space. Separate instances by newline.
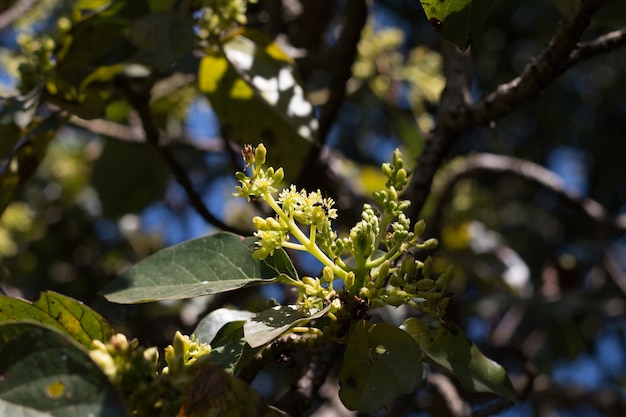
0, 0, 36, 30
119, 78, 247, 235
429, 153, 626, 294
406, 43, 472, 223
275, 344, 340, 416
458, 0, 609, 128
316, 0, 368, 144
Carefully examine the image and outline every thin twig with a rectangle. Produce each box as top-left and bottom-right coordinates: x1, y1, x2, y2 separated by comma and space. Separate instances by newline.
0, 0, 36, 30
429, 153, 626, 294
119, 78, 247, 234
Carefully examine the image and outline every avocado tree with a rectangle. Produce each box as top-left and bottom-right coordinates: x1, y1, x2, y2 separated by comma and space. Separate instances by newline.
0, 0, 625, 416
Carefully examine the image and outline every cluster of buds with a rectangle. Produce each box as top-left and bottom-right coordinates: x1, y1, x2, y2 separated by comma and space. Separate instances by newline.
162, 331, 212, 389
234, 144, 452, 320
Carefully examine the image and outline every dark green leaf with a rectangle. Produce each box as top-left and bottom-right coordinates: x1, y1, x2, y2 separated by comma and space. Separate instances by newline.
402, 317, 517, 402
338, 321, 424, 413
0, 291, 114, 349
0, 322, 127, 417
92, 138, 169, 219
243, 304, 329, 348
181, 364, 288, 417
420, 0, 494, 50
0, 113, 66, 215
102, 232, 297, 303
199, 29, 317, 179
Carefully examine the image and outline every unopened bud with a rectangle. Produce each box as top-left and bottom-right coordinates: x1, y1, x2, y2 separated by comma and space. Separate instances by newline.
422, 238, 438, 250
345, 271, 355, 288
416, 279, 435, 291
322, 266, 334, 283
413, 219, 425, 236
254, 143, 267, 165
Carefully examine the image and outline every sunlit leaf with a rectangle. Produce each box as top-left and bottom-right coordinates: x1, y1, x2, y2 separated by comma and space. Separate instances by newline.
402, 317, 517, 402
420, 0, 494, 50
243, 304, 329, 348
0, 322, 127, 417
196, 318, 263, 374
102, 232, 297, 303
0, 291, 114, 349
92, 138, 169, 219
199, 29, 317, 179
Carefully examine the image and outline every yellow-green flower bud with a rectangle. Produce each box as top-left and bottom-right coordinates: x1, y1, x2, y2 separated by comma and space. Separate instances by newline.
273, 167, 284, 182
389, 274, 404, 287
322, 266, 334, 283
252, 216, 266, 229
382, 163, 393, 178
422, 238, 438, 250
266, 217, 281, 230
413, 219, 426, 236
416, 279, 435, 291
345, 271, 355, 288
395, 168, 407, 186
422, 257, 433, 279
255, 143, 267, 165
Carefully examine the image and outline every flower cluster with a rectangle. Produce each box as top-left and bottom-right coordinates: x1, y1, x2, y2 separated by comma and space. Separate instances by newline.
235, 144, 452, 319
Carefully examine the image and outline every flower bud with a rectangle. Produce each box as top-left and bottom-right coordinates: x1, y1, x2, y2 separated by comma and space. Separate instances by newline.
422, 238, 439, 250
322, 266, 334, 283
273, 167, 284, 182
254, 143, 267, 165
345, 271, 355, 288
252, 216, 266, 229
413, 219, 426, 236
416, 279, 435, 291
422, 256, 433, 279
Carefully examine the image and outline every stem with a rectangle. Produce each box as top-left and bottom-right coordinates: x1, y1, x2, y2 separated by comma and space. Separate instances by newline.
264, 192, 348, 280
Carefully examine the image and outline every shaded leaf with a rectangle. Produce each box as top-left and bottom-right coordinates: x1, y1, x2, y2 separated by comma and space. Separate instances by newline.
0, 291, 114, 349
199, 29, 317, 179
420, 0, 494, 50
243, 304, 329, 348
0, 113, 66, 215
181, 364, 288, 417
102, 232, 297, 303
338, 320, 423, 413
0, 322, 127, 417
92, 138, 169, 219
402, 317, 517, 402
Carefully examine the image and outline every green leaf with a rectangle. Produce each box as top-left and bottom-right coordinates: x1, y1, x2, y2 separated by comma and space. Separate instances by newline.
92, 138, 169, 219
128, 9, 195, 69
181, 364, 288, 417
338, 321, 424, 413
199, 29, 317, 179
0, 113, 66, 215
197, 318, 263, 375
102, 232, 297, 303
0, 291, 115, 349
0, 322, 127, 417
420, 0, 494, 50
243, 304, 329, 348
402, 317, 517, 402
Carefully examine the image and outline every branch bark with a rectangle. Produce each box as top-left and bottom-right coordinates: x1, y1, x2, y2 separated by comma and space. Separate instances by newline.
406, 0, 623, 220
119, 77, 247, 235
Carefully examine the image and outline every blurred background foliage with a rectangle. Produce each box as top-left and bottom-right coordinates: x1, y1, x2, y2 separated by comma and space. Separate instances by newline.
1, 0, 626, 415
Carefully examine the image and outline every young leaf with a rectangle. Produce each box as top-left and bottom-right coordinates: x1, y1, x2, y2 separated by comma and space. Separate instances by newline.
402, 317, 517, 402
199, 29, 317, 179
0, 291, 114, 349
102, 232, 297, 303
0, 322, 127, 417
194, 308, 256, 345
243, 304, 329, 348
420, 0, 494, 50
338, 320, 424, 413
